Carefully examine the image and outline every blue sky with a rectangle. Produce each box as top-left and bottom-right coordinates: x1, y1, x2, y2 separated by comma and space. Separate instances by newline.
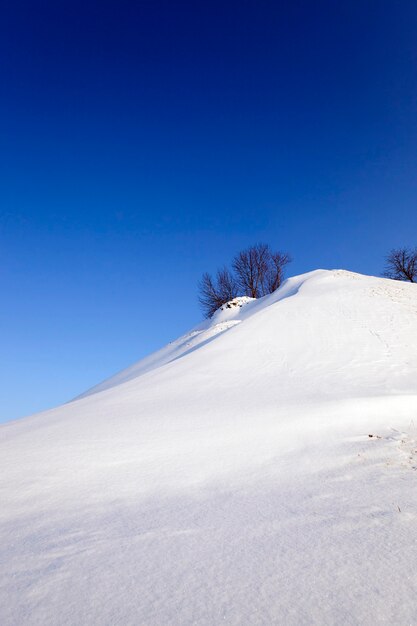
1, 0, 416, 422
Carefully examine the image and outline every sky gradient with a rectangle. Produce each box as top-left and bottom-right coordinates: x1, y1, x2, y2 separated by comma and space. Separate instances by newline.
1, 0, 417, 422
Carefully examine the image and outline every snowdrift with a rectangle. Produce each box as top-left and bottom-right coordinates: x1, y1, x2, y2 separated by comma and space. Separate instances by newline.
1, 270, 417, 625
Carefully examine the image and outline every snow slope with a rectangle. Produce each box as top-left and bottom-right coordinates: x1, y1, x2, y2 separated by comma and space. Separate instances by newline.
1, 270, 417, 625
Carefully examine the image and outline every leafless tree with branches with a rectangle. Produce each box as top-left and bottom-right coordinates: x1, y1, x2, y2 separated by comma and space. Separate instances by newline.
266, 251, 292, 292
199, 244, 292, 317
383, 247, 417, 283
232, 244, 269, 298
199, 267, 239, 318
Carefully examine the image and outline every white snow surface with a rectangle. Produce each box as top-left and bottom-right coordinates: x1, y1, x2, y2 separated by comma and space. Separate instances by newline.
1, 269, 417, 625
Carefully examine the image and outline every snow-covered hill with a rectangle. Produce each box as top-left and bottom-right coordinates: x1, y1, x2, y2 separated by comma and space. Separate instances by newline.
1, 270, 417, 625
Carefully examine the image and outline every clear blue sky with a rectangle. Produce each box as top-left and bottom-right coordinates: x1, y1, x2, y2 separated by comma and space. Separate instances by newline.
1, 0, 416, 422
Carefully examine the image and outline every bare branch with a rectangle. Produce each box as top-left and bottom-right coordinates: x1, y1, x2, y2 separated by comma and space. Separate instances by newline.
198, 268, 238, 318
233, 244, 291, 298
265, 251, 292, 293
217, 267, 238, 302
383, 248, 417, 283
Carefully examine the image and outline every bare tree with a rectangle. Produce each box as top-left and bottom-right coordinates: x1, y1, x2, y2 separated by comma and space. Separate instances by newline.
383, 248, 417, 283
233, 243, 269, 298
233, 243, 291, 298
199, 267, 238, 318
265, 251, 292, 293
199, 244, 292, 317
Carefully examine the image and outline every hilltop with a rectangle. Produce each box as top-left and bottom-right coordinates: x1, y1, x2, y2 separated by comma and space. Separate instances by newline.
1, 270, 417, 625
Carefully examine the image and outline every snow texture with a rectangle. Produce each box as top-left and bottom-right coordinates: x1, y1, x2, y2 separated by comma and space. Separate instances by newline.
1, 269, 417, 625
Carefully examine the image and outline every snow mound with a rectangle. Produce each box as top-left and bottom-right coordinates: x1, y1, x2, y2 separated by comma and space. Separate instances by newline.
1, 269, 417, 625
212, 295, 255, 318
218, 295, 254, 310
